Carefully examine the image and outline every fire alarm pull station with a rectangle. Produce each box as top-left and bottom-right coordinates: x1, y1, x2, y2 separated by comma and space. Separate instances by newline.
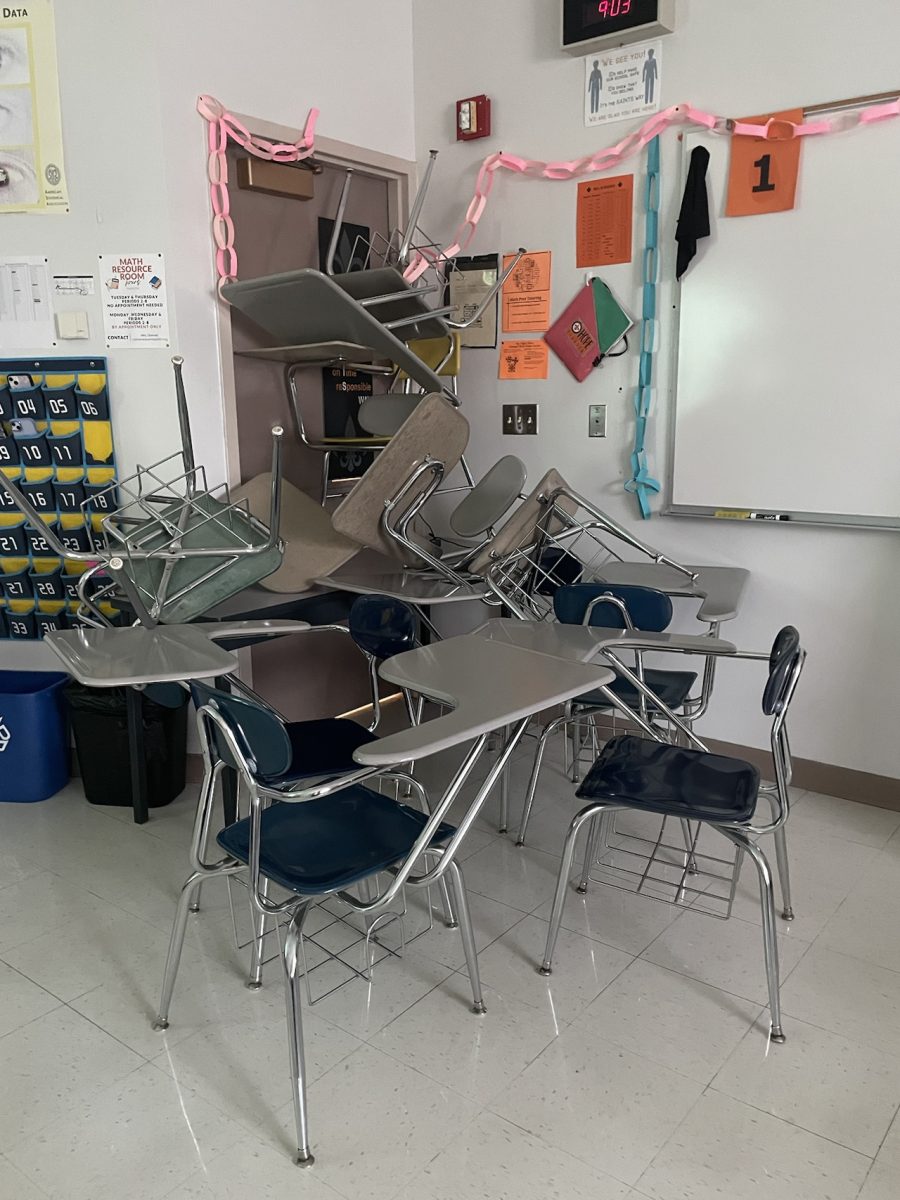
457, 95, 492, 141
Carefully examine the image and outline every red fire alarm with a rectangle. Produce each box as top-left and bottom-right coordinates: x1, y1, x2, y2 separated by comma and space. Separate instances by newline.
456, 95, 492, 141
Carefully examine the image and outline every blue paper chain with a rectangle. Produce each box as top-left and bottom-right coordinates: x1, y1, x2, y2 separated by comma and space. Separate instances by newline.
625, 135, 662, 520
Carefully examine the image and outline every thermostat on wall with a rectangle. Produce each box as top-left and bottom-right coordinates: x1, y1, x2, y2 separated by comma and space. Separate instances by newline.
562, 0, 677, 53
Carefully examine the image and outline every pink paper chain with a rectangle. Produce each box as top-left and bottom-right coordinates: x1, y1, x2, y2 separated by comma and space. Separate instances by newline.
197, 94, 320, 290
402, 96, 900, 281
195, 92, 900, 289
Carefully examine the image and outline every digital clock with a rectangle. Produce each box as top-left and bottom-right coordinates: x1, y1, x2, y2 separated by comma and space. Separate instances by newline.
562, 0, 677, 53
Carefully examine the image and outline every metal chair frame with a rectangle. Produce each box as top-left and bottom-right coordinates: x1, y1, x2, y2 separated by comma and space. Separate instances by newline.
153, 692, 531, 1165
539, 641, 806, 1045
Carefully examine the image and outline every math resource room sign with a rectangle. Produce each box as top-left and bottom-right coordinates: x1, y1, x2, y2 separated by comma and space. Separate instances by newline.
99, 253, 171, 348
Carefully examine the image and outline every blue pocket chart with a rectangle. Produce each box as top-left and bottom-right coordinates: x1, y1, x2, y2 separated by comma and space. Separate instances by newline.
0, 357, 119, 640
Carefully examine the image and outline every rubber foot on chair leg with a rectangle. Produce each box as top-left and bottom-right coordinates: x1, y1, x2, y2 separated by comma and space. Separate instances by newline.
471, 1002, 487, 1015
445, 920, 459, 930
152, 1018, 169, 1032
246, 980, 263, 991
498, 825, 508, 835
538, 965, 552, 977
515, 840, 525, 848
294, 1151, 315, 1167
576, 885, 588, 895
781, 908, 795, 922
770, 1027, 786, 1044
188, 904, 200, 914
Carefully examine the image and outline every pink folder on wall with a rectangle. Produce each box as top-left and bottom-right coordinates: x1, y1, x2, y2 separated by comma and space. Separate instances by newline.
543, 285, 602, 382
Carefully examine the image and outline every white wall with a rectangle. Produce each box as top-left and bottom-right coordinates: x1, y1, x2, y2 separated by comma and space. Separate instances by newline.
2, 0, 415, 670
412, 0, 900, 777
3, 0, 416, 481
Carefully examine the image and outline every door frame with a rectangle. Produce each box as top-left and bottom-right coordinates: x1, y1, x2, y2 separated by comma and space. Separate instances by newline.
215, 110, 416, 486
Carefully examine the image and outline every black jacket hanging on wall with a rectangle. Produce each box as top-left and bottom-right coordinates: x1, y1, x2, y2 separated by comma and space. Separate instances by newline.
676, 146, 711, 280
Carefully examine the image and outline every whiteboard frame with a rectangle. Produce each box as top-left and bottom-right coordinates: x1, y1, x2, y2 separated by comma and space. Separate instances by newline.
663, 96, 900, 533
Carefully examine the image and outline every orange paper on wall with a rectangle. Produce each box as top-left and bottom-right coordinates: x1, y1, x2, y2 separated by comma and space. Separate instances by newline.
499, 339, 549, 381
725, 108, 803, 217
502, 251, 552, 332
576, 175, 634, 267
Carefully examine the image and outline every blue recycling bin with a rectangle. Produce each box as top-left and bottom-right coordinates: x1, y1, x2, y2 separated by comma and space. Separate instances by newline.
0, 672, 70, 802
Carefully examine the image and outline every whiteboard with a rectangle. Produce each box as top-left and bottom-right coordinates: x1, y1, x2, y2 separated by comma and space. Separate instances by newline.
667, 104, 900, 529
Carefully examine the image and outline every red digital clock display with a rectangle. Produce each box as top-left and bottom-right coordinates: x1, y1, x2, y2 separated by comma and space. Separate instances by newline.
565, 0, 660, 43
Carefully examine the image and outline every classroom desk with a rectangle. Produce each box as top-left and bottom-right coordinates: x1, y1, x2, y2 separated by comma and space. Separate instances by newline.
352, 636, 616, 767
471, 617, 737, 663
315, 569, 493, 606
44, 621, 309, 825
594, 562, 750, 624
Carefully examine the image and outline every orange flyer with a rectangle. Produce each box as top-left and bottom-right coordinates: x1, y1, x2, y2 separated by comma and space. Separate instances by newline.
499, 339, 549, 381
725, 108, 804, 217
502, 251, 552, 333
576, 175, 634, 267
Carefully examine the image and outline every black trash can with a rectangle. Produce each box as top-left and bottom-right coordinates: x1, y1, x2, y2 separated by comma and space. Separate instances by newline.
67, 683, 188, 808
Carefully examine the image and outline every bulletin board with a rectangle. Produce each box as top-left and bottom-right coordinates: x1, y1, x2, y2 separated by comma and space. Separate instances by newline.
667, 98, 900, 530
0, 357, 119, 639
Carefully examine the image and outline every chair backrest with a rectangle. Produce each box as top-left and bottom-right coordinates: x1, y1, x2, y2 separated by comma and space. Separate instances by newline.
332, 393, 469, 562
348, 595, 418, 661
189, 681, 292, 781
762, 626, 802, 716
450, 455, 526, 539
554, 583, 673, 632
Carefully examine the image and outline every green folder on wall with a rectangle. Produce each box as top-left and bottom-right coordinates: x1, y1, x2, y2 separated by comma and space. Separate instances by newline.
591, 279, 633, 354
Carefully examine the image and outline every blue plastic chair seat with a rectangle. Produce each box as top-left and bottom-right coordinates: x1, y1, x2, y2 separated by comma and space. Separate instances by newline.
574, 669, 697, 712
266, 718, 379, 784
577, 734, 760, 824
217, 787, 456, 895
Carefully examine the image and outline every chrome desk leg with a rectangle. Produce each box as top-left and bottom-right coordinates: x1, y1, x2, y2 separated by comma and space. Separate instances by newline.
498, 725, 511, 833
126, 687, 149, 825
320, 451, 331, 506
540, 807, 597, 975
739, 833, 785, 1044
517, 714, 568, 848
448, 861, 486, 1014
153, 870, 205, 1030
284, 904, 315, 1165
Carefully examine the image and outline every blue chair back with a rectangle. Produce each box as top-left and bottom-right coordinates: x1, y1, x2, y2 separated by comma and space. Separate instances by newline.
554, 583, 673, 632
349, 595, 417, 661
762, 626, 801, 716
189, 682, 292, 780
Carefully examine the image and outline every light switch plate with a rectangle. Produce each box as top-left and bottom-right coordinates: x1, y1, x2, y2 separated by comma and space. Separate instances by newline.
56, 310, 90, 339
503, 404, 538, 435
589, 404, 607, 437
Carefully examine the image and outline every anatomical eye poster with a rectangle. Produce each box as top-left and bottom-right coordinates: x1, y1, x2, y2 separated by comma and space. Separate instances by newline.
0, 1, 68, 213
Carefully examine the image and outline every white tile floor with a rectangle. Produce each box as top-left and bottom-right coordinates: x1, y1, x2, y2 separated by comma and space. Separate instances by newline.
0, 740, 899, 1200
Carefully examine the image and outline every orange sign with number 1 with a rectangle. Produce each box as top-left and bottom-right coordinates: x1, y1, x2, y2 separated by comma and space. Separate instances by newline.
725, 108, 804, 217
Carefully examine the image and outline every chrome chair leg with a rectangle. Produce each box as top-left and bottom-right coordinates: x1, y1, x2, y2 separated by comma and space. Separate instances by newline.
283, 904, 315, 1165
517, 714, 568, 848
732, 832, 785, 1043
188, 882, 203, 914
680, 819, 700, 876
540, 807, 597, 975
153, 870, 205, 1031
773, 824, 795, 921
247, 876, 272, 990
320, 451, 331, 506
447, 860, 486, 1014
577, 814, 603, 893
438, 878, 458, 928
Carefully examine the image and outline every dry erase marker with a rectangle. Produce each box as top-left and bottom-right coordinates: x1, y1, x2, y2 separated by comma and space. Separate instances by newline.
750, 512, 790, 522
